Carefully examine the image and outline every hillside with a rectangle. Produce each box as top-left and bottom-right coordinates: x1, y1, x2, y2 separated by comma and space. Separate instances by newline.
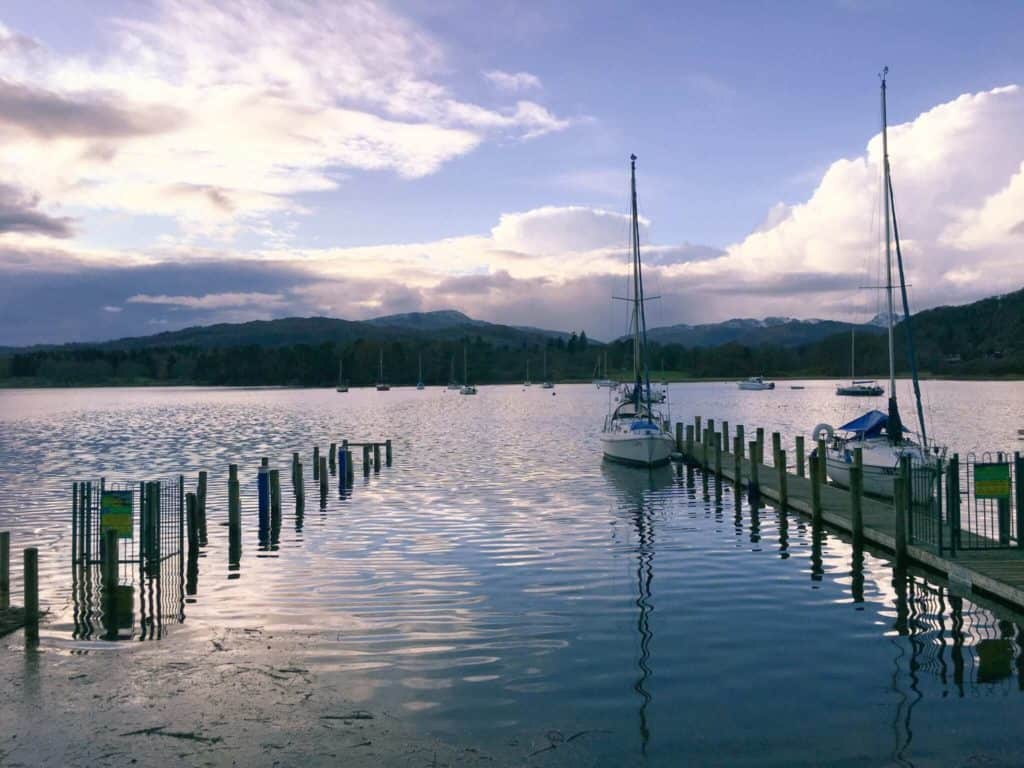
643, 317, 886, 348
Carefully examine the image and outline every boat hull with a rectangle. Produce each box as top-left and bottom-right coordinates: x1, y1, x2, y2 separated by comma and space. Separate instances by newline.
836, 385, 883, 397
601, 432, 675, 467
823, 446, 938, 499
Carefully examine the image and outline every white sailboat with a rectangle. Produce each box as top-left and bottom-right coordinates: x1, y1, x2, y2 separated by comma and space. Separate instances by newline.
594, 351, 616, 389
836, 329, 883, 397
541, 347, 554, 389
416, 353, 425, 390
459, 345, 477, 395
600, 154, 676, 467
335, 359, 348, 393
815, 69, 944, 498
524, 359, 532, 387
375, 349, 390, 391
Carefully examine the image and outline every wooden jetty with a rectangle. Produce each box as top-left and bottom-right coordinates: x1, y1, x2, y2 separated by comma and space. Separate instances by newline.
676, 417, 1024, 611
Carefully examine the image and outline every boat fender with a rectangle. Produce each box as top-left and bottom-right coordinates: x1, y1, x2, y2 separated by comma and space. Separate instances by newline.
812, 423, 834, 443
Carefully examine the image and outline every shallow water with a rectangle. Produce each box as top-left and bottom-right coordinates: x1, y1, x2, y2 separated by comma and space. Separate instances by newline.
2, 380, 1024, 765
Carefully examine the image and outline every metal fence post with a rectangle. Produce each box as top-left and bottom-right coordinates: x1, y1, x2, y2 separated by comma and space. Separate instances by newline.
949, 454, 960, 556
1016, 452, 1024, 548
850, 448, 863, 547
900, 455, 913, 543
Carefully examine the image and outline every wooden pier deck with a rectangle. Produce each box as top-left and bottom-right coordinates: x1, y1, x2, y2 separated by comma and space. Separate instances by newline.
678, 434, 1024, 611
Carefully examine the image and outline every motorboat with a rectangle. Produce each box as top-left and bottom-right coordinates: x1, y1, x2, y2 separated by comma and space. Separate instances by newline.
738, 376, 774, 391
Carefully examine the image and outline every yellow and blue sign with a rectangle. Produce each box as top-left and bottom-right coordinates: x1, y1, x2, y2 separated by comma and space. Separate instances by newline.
101, 490, 134, 539
974, 463, 1011, 500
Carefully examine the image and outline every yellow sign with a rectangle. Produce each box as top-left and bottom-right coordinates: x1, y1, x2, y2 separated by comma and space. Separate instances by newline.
101, 490, 133, 539
974, 463, 1011, 500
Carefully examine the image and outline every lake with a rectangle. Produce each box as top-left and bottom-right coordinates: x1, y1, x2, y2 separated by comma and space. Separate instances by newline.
2, 380, 1024, 766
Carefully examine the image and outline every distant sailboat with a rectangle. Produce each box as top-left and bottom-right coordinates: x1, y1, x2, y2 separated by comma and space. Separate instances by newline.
416, 353, 425, 390
815, 68, 944, 498
836, 329, 883, 397
600, 154, 675, 467
459, 345, 477, 395
524, 359, 532, 387
594, 351, 616, 389
335, 359, 348, 393
541, 347, 554, 389
375, 349, 390, 391
447, 354, 460, 390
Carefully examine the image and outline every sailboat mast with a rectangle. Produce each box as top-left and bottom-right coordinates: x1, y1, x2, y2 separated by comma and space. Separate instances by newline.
850, 329, 855, 380
463, 345, 468, 384
629, 154, 652, 403
881, 68, 897, 403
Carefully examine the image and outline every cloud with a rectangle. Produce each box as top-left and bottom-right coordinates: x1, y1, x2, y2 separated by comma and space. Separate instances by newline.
490, 205, 644, 254
0, 183, 74, 237
0, 1, 573, 233
127, 291, 287, 310
484, 70, 542, 91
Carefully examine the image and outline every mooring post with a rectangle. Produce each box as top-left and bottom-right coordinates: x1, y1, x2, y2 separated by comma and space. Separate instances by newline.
71, 482, 78, 565
810, 456, 822, 525
228, 465, 241, 560
795, 436, 806, 478
373, 443, 382, 473
748, 440, 760, 495
948, 453, 960, 556
777, 449, 788, 510
270, 469, 281, 530
186, 493, 199, 558
701, 428, 709, 470
258, 465, 270, 535
817, 439, 827, 485
675, 422, 683, 453
850, 448, 864, 546
1016, 453, 1024, 548
197, 470, 208, 544
24, 547, 38, 626
313, 447, 320, 481
736, 425, 745, 460
694, 416, 702, 440
714, 432, 722, 477
295, 462, 305, 502
685, 425, 694, 458
755, 427, 764, 463
386, 439, 393, 466
291, 452, 300, 487
319, 456, 328, 502
329, 443, 337, 474
722, 421, 729, 451
733, 435, 743, 487
894, 476, 908, 568
346, 450, 354, 485
0, 531, 9, 610
338, 451, 348, 493
363, 445, 371, 476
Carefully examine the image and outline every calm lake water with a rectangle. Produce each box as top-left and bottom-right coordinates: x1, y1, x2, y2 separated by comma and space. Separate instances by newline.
2, 380, 1024, 766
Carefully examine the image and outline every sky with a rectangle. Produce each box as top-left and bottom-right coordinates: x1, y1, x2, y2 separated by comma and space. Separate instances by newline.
1, 0, 1023, 346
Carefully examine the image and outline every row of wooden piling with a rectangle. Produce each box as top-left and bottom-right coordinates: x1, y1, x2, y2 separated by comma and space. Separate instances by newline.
0, 531, 39, 631
676, 415, 910, 564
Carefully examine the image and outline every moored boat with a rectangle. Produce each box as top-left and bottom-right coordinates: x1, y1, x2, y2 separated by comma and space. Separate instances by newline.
738, 376, 774, 391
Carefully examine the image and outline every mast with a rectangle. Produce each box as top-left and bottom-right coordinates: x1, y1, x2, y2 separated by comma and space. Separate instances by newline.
880, 67, 903, 443
418, 353, 422, 382
463, 344, 468, 385
379, 348, 383, 383
629, 154, 653, 405
850, 329, 855, 381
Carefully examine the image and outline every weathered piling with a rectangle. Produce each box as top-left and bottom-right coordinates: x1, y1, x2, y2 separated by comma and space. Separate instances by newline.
338, 450, 348, 493
373, 444, 382, 473
346, 450, 354, 485
894, 476, 908, 568
713, 432, 722, 477
755, 428, 764, 463
295, 462, 305, 502
228, 465, 241, 561
732, 435, 742, 487
771, 432, 781, 467
24, 547, 38, 626
736, 425, 745, 459
386, 439, 393, 466
197, 470, 208, 544
329, 443, 337, 473
363, 445, 371, 477
291, 452, 300, 486
816, 439, 827, 484
675, 422, 683, 452
777, 449, 788, 510
795, 436, 805, 478
258, 465, 270, 534
701, 428, 709, 470
261, 457, 268, 467
850, 448, 864, 546
694, 416, 702, 437
319, 456, 328, 502
722, 421, 730, 450
685, 425, 694, 457
186, 492, 199, 557
269, 469, 281, 529
1, 531, 9, 611
313, 447, 320, 480
810, 455, 822, 524
748, 440, 759, 495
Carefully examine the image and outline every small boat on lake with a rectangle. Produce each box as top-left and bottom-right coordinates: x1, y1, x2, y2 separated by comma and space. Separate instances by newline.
375, 349, 390, 391
416, 353, 425, 390
447, 354, 460, 390
459, 346, 477, 395
593, 351, 616, 389
335, 359, 348, 392
541, 348, 554, 389
738, 376, 775, 391
836, 329, 883, 397
600, 155, 675, 467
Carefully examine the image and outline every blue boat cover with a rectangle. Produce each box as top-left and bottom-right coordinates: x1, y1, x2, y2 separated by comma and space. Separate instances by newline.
838, 409, 904, 438
630, 420, 658, 431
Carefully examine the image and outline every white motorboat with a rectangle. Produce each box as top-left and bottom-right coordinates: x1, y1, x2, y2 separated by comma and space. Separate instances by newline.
814, 69, 944, 499
600, 155, 676, 467
738, 376, 774, 391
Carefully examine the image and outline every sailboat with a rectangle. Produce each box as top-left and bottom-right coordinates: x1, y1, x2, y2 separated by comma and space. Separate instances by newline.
523, 359, 532, 387
446, 354, 460, 390
335, 359, 348, 393
375, 349, 390, 391
594, 351, 616, 389
541, 347, 554, 389
600, 155, 676, 467
416, 353, 425, 390
836, 329, 883, 397
459, 345, 477, 395
814, 69, 944, 498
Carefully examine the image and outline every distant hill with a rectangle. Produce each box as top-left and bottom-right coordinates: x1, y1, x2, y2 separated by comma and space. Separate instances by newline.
643, 316, 886, 348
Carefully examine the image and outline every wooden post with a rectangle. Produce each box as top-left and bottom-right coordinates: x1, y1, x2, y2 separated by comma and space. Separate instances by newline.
850, 448, 864, 546
313, 447, 320, 480
373, 443, 382, 472
694, 416, 702, 439
363, 445, 371, 476
24, 547, 38, 626
295, 462, 305, 502
714, 432, 722, 477
261, 457, 268, 468
795, 436, 805, 478
291, 452, 300, 487
270, 469, 281, 529
329, 443, 337, 473
675, 422, 683, 453
817, 439, 827, 484
810, 456, 822, 525
197, 470, 208, 544
258, 465, 270, 534
386, 439, 393, 466
346, 450, 354, 484
894, 476, 908, 568
748, 440, 759, 493
733, 436, 742, 487
228, 467, 241, 560
771, 432, 781, 468
319, 456, 328, 501
736, 425, 745, 459
754, 427, 763, 461
777, 449, 788, 510
685, 425, 694, 458
0, 531, 9, 610
1016, 453, 1024, 548
186, 493, 199, 557
722, 421, 729, 450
